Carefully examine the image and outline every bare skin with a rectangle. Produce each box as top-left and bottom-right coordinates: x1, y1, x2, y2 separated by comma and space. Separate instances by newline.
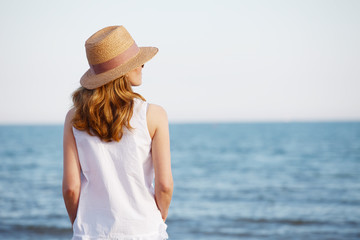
62, 65, 173, 224
62, 108, 80, 225
147, 103, 174, 221
126, 65, 143, 86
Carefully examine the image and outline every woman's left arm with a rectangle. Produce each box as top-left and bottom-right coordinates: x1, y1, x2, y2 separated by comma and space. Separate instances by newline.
62, 109, 81, 225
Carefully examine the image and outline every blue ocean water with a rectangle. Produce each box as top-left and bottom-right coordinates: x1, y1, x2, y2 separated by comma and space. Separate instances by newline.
0, 122, 359, 240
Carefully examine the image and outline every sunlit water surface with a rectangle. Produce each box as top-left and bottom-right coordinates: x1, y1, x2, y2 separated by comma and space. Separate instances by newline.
0, 122, 359, 239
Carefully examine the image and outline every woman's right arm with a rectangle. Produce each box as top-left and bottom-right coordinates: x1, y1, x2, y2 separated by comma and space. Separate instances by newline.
62, 109, 81, 225
147, 104, 174, 222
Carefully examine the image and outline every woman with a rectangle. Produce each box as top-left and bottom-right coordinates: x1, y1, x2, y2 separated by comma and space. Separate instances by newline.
62, 25, 173, 240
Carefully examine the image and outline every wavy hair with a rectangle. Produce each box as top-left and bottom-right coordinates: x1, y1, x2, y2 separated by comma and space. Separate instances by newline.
71, 76, 145, 142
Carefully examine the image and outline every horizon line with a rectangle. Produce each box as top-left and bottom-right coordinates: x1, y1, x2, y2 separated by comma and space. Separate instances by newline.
1, 119, 360, 126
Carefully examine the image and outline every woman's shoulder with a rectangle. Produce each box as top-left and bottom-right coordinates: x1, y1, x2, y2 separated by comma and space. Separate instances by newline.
65, 108, 76, 124
147, 103, 168, 120
146, 103, 168, 139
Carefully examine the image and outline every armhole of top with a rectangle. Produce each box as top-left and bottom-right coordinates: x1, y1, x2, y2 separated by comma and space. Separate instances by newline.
72, 126, 76, 136
144, 102, 152, 142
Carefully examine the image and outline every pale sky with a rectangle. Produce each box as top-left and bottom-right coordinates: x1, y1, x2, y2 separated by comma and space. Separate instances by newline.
0, 0, 359, 124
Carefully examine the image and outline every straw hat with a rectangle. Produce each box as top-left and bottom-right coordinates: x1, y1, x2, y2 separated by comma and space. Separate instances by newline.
80, 25, 158, 89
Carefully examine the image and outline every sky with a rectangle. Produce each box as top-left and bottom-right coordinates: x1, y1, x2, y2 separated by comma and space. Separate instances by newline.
0, 0, 359, 124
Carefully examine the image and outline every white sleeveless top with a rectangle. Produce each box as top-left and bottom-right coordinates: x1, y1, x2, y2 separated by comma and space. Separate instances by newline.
71, 98, 168, 240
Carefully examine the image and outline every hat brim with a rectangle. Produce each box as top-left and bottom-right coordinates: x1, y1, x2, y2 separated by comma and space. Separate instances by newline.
80, 46, 158, 89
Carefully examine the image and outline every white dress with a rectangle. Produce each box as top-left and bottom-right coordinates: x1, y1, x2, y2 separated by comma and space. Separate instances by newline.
71, 98, 168, 240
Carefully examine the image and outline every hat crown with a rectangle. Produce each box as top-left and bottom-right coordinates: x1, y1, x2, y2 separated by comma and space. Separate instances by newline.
80, 25, 158, 90
85, 26, 135, 65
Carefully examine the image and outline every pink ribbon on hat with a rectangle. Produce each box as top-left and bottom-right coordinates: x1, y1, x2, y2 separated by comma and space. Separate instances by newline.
90, 42, 140, 74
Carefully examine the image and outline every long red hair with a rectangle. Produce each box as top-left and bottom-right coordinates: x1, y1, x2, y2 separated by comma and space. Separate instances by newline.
71, 76, 145, 142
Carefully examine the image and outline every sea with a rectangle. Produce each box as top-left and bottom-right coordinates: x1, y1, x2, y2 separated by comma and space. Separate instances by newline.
0, 122, 359, 240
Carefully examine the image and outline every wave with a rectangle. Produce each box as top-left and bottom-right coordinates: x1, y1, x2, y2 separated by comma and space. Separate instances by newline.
0, 223, 72, 235
168, 215, 359, 227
